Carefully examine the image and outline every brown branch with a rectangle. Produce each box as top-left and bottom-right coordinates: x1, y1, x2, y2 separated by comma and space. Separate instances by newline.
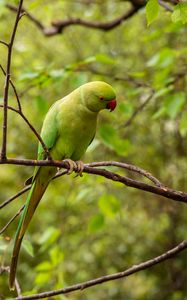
0, 40, 9, 47
1, 0, 24, 160
0, 171, 67, 210
0, 158, 161, 212
0, 186, 29, 209
13, 239, 187, 300
158, 0, 173, 11
6, 3, 143, 37
0, 158, 186, 203
0, 158, 162, 211
6, 4, 44, 31
0, 205, 24, 234
86, 161, 164, 187
49, 5, 142, 36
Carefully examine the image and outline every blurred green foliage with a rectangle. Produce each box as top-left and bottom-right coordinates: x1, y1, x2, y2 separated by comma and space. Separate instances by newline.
1, 0, 187, 299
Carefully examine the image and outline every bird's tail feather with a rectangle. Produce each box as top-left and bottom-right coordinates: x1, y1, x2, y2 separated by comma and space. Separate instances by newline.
9, 176, 49, 290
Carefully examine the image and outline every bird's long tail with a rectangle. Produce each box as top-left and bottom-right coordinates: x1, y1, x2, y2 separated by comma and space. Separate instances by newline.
9, 167, 54, 290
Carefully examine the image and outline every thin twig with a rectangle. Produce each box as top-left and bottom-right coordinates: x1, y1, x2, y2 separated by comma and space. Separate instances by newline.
86, 161, 164, 187
0, 40, 9, 47
0, 266, 22, 296
0, 186, 30, 209
0, 205, 24, 234
13, 239, 187, 300
1, 0, 24, 160
6, 4, 44, 30
0, 171, 67, 210
0, 105, 52, 160
0, 64, 22, 111
124, 91, 155, 127
158, 0, 173, 11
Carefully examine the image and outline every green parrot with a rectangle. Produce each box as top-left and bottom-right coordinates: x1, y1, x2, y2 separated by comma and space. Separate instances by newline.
9, 81, 116, 289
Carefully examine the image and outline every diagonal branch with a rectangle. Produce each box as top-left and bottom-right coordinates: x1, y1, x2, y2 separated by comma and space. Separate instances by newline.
0, 205, 24, 234
0, 105, 52, 160
1, 0, 24, 160
0, 40, 9, 47
0, 64, 22, 111
86, 161, 164, 187
0, 171, 67, 211
6, 4, 44, 31
13, 239, 187, 300
0, 186, 30, 209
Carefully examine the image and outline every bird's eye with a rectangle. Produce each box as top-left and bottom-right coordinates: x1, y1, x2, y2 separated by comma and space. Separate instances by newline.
99, 96, 104, 101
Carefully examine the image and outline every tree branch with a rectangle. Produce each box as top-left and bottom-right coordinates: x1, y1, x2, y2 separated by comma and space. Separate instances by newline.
13, 239, 187, 300
1, 0, 24, 160
0, 40, 9, 47
0, 186, 29, 210
0, 171, 68, 211
49, 5, 142, 36
86, 161, 164, 187
0, 158, 186, 204
0, 64, 22, 111
124, 90, 155, 128
0, 105, 52, 160
0, 205, 24, 234
6, 3, 144, 37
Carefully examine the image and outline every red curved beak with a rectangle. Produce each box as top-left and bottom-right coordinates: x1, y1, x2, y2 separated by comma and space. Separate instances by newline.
107, 99, 117, 111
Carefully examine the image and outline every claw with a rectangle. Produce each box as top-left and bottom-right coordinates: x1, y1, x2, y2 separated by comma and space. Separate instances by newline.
63, 159, 84, 176
74, 160, 84, 177
63, 159, 77, 175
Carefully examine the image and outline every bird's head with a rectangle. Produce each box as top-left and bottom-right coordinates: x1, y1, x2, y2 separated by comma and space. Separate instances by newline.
80, 81, 117, 113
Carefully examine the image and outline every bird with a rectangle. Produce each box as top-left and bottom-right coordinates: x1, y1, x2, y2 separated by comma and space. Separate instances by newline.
9, 81, 117, 290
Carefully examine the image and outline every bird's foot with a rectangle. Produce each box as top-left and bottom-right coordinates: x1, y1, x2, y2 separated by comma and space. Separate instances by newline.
63, 159, 84, 177
74, 160, 84, 177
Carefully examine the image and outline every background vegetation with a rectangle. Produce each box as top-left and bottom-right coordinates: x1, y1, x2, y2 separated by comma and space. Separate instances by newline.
1, 0, 187, 299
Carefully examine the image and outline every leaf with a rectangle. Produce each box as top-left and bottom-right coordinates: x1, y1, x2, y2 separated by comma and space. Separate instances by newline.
88, 214, 105, 232
39, 227, 61, 251
99, 124, 131, 156
118, 102, 133, 117
179, 111, 187, 136
19, 71, 39, 81
147, 48, 175, 68
95, 54, 115, 65
152, 107, 166, 120
164, 92, 186, 119
171, 3, 187, 24
0, 0, 6, 17
35, 272, 51, 285
146, 0, 160, 26
35, 96, 49, 115
98, 194, 120, 218
35, 261, 52, 272
22, 239, 34, 257
154, 86, 173, 99
49, 246, 64, 266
